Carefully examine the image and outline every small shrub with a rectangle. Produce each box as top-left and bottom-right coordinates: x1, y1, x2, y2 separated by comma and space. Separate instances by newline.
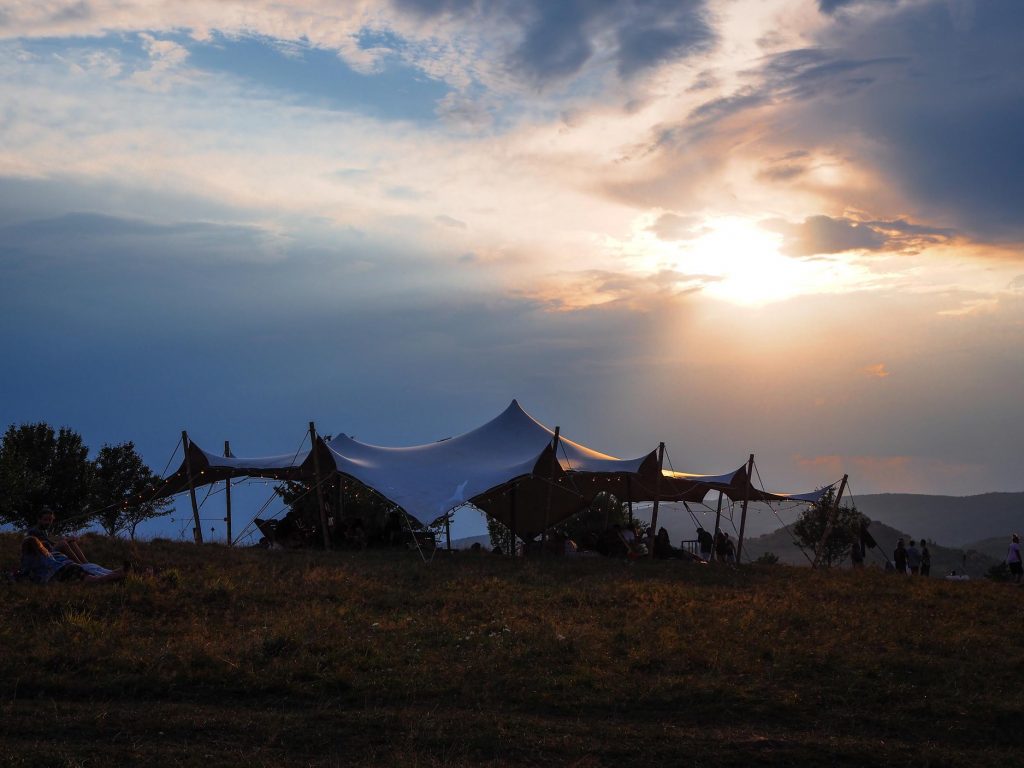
985, 562, 1011, 582
754, 552, 780, 565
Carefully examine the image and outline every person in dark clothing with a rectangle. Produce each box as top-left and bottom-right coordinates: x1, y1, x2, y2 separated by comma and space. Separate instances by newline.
850, 541, 865, 569
920, 540, 931, 576
893, 539, 908, 574
696, 527, 714, 561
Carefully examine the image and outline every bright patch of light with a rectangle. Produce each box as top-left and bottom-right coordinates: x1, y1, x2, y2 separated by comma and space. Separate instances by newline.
632, 216, 870, 306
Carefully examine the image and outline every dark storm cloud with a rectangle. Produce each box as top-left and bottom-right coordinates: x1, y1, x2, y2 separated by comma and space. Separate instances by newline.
393, 0, 713, 85
660, 0, 1024, 242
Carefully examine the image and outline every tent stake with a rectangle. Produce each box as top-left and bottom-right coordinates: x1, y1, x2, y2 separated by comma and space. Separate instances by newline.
813, 474, 849, 569
224, 440, 232, 546
182, 431, 203, 544
735, 454, 755, 564
648, 442, 665, 558
309, 422, 331, 550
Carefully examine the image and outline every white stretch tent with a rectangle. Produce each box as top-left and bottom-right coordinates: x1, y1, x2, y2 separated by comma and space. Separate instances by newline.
158, 400, 833, 539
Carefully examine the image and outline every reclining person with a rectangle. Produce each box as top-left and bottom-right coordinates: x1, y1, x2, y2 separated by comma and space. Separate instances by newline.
20, 536, 125, 584
26, 507, 88, 565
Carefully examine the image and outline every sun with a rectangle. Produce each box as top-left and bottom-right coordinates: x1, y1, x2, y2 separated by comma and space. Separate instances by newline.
635, 216, 863, 306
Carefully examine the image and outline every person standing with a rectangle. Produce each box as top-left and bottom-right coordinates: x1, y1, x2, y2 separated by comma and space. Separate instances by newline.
906, 540, 922, 575
893, 539, 908, 574
696, 526, 714, 562
920, 540, 931, 577
850, 541, 865, 569
1007, 534, 1023, 584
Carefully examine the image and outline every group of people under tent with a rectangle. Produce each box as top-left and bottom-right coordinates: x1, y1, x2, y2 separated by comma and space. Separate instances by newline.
13, 508, 128, 585
695, 526, 737, 563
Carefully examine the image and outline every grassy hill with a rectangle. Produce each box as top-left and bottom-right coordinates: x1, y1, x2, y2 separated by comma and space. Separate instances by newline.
2, 533, 1022, 767
742, 521, 998, 577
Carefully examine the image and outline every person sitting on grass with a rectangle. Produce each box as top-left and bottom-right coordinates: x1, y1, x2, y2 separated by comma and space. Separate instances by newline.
26, 507, 88, 565
20, 537, 126, 585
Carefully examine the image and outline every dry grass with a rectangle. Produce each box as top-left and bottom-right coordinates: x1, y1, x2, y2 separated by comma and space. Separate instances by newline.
1, 533, 1022, 767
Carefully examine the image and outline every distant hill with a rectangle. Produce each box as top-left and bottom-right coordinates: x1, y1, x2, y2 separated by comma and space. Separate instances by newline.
963, 536, 1015, 563
742, 520, 998, 578
849, 492, 1024, 547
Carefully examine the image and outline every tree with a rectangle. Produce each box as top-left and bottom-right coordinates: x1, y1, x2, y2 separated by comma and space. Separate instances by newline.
791, 486, 869, 568
0, 423, 92, 531
554, 491, 630, 546
91, 442, 172, 539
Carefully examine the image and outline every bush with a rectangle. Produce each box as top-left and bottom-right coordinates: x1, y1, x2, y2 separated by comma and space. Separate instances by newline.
754, 552, 780, 565
985, 562, 1011, 582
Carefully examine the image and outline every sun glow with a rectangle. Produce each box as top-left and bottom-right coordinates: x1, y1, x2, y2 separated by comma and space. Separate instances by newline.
637, 216, 866, 306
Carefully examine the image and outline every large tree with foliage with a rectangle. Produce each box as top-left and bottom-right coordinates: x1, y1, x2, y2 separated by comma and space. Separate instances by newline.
791, 486, 869, 568
0, 423, 93, 531
91, 442, 172, 539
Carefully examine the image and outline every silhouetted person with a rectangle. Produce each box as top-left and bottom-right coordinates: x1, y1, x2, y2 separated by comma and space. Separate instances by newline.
1007, 534, 1023, 584
893, 539, 907, 574
920, 541, 931, 577
906, 540, 922, 575
696, 526, 714, 561
850, 541, 865, 569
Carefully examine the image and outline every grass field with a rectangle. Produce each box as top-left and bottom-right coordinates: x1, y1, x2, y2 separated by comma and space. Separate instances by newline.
2, 534, 1022, 767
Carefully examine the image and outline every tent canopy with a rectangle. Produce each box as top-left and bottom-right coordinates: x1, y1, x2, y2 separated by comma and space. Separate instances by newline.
157, 400, 835, 537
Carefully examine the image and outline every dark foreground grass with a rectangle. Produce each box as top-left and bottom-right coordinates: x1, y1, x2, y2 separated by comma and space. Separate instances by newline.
2, 534, 1022, 767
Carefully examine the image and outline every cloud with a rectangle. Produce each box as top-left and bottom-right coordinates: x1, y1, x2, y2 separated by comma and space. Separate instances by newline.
647, 212, 706, 241
766, 215, 886, 256
520, 268, 719, 312
863, 363, 890, 378
817, 0, 897, 15
434, 214, 466, 229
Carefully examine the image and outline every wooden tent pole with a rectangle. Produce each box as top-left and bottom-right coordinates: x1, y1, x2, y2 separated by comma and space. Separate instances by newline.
648, 442, 665, 558
445, 514, 452, 551
712, 490, 724, 561
309, 422, 331, 550
509, 484, 518, 557
813, 474, 849, 569
224, 440, 232, 546
626, 476, 633, 526
182, 430, 203, 544
541, 426, 561, 554
735, 454, 755, 564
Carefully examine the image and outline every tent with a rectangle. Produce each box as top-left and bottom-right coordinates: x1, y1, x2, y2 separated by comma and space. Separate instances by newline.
157, 400, 833, 543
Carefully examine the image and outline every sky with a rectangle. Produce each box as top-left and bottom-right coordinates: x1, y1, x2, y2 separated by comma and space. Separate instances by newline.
1, 0, 1022, 541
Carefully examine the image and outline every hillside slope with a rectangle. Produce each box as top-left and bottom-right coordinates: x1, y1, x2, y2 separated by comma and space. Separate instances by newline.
851, 492, 1024, 546
742, 520, 998, 577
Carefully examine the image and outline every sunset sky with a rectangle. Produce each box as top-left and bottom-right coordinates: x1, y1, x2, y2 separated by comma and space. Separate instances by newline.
1, 0, 1021, 539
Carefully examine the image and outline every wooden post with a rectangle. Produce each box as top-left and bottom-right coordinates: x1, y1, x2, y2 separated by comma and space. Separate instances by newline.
813, 474, 849, 569
509, 484, 518, 557
182, 431, 203, 544
712, 490, 724, 561
542, 426, 561, 553
309, 422, 331, 550
648, 442, 665, 558
626, 476, 634, 526
735, 454, 755, 564
445, 513, 452, 551
224, 440, 233, 546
